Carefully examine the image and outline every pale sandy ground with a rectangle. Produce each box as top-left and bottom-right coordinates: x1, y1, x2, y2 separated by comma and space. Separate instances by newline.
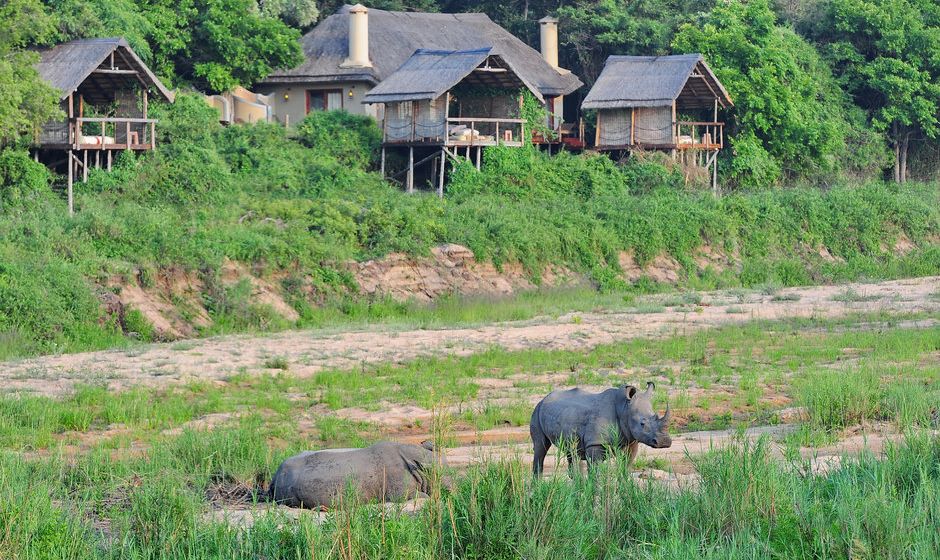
2, 276, 938, 397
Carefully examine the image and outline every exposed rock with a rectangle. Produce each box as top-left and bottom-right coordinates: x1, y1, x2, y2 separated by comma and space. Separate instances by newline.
693, 244, 740, 274
349, 243, 575, 302
618, 251, 683, 284
96, 289, 126, 332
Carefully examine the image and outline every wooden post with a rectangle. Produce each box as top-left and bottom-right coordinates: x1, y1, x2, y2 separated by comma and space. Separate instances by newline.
151, 121, 156, 148
595, 111, 601, 147
107, 150, 112, 171
438, 148, 445, 198
475, 146, 481, 170
380, 146, 386, 178
407, 146, 414, 193
444, 93, 450, 143
83, 150, 88, 182
143, 88, 148, 119
712, 152, 718, 195
67, 93, 74, 145
411, 101, 417, 142
382, 105, 388, 143
67, 149, 73, 216
630, 108, 636, 145
126, 121, 131, 149
671, 101, 677, 159
95, 150, 100, 169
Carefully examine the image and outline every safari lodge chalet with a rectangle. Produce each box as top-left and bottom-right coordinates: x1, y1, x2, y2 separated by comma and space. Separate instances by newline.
256, 5, 582, 192
32, 38, 174, 213
581, 55, 733, 190
362, 48, 546, 195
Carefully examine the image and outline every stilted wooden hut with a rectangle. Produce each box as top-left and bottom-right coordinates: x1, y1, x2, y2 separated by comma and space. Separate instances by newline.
363, 48, 542, 196
32, 38, 174, 213
581, 55, 732, 190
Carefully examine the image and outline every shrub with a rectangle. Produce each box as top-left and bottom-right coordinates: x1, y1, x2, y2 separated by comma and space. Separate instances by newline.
0, 148, 53, 211
295, 110, 381, 169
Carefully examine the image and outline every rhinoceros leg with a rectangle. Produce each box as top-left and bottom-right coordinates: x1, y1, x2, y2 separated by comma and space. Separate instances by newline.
626, 441, 639, 466
566, 448, 580, 478
531, 428, 551, 476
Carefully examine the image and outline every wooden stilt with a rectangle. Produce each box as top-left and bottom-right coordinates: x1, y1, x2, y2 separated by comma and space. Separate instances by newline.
712, 152, 718, 195
95, 151, 100, 169
407, 146, 414, 193
438, 148, 445, 198
107, 150, 112, 171
475, 146, 481, 170
33, 150, 39, 163
82, 150, 88, 182
67, 149, 74, 216
380, 147, 386, 178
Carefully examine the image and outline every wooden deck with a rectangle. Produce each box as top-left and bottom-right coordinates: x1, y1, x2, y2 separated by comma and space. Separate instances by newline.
383, 116, 526, 148
38, 117, 158, 151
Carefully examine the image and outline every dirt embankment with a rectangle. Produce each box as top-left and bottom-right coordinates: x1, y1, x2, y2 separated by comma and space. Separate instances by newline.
100, 244, 582, 341
97, 234, 925, 343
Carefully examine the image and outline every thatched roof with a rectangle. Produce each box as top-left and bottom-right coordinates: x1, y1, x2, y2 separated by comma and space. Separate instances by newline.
581, 55, 732, 110
260, 5, 581, 97
362, 48, 543, 103
35, 38, 174, 104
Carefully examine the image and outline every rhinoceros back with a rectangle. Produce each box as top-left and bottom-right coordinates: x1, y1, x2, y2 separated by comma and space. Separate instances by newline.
269, 442, 431, 508
533, 387, 622, 450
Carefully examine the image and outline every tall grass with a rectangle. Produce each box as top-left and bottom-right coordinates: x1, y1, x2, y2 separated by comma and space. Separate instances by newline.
2, 433, 938, 558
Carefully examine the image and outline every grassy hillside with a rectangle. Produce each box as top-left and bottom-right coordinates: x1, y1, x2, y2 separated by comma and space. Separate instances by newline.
0, 95, 938, 359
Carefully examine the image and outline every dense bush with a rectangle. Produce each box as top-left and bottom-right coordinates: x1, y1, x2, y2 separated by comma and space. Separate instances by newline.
0, 149, 54, 211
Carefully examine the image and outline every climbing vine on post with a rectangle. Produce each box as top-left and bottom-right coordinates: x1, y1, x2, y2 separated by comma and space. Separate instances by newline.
519, 90, 556, 143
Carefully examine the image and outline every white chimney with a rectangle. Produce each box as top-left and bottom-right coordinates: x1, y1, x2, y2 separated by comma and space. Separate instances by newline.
341, 4, 372, 68
539, 16, 559, 69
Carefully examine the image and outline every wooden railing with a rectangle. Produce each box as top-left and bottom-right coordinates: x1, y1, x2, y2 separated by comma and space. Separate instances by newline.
445, 117, 526, 147
73, 117, 158, 149
675, 121, 724, 150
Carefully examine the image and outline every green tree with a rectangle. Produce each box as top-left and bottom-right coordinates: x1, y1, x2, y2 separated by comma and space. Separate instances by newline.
557, 0, 709, 83
816, 0, 940, 182
258, 0, 320, 28
0, 0, 60, 145
181, 0, 303, 92
43, 0, 303, 92
673, 0, 858, 187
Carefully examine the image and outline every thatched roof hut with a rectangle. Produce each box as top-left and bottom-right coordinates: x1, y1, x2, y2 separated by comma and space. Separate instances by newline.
35, 37, 173, 104
582, 54, 732, 151
363, 48, 542, 104
581, 54, 730, 111
262, 5, 580, 98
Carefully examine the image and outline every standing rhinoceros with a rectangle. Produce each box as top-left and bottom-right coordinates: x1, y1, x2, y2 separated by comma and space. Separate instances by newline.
530, 382, 672, 475
269, 441, 444, 508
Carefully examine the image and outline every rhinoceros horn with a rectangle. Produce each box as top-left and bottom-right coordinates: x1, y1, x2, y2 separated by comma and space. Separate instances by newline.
645, 381, 655, 393
661, 402, 671, 423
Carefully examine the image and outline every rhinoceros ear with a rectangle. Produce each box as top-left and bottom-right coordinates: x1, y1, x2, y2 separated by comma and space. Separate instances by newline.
624, 385, 638, 401
420, 440, 435, 452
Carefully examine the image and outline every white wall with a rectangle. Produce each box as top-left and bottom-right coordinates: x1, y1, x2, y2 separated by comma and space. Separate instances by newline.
257, 82, 375, 126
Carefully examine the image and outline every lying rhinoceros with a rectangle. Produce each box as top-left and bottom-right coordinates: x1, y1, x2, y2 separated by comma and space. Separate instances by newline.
530, 382, 672, 475
269, 441, 444, 509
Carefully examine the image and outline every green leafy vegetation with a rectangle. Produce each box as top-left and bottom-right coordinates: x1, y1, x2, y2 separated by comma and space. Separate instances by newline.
0, 96, 937, 358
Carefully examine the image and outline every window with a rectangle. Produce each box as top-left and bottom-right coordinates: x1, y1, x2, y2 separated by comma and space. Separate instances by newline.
306, 89, 343, 113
